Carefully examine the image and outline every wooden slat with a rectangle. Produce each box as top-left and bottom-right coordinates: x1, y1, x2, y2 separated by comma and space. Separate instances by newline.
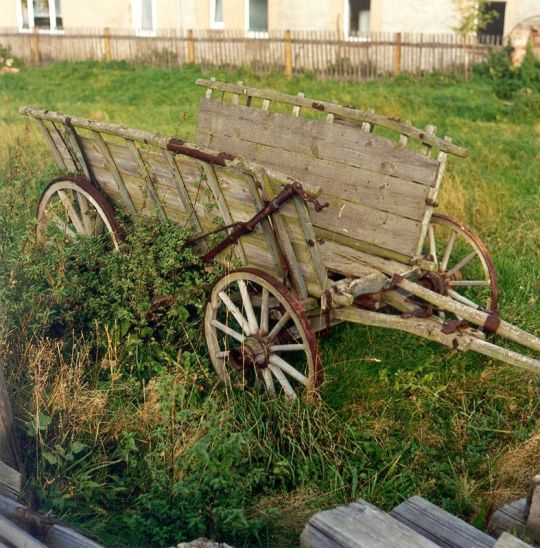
0, 362, 20, 474
126, 140, 167, 221
0, 461, 22, 498
48, 122, 77, 171
162, 149, 204, 235
0, 514, 46, 548
195, 79, 469, 157
300, 498, 439, 548
91, 133, 137, 213
494, 532, 532, 547
201, 163, 247, 265
197, 99, 440, 187
35, 120, 67, 170
390, 496, 495, 548
240, 169, 284, 277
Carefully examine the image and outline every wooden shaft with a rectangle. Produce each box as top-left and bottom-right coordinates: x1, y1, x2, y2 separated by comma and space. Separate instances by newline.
396, 277, 540, 353
284, 30, 293, 79
333, 307, 540, 374
195, 79, 469, 157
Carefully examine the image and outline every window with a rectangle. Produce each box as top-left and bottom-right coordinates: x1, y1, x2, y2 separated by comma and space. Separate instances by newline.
132, 0, 156, 35
345, 0, 370, 39
246, 0, 268, 35
18, 0, 63, 32
477, 2, 506, 39
211, 0, 224, 29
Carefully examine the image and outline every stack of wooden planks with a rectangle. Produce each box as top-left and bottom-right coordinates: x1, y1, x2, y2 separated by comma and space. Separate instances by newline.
301, 496, 533, 547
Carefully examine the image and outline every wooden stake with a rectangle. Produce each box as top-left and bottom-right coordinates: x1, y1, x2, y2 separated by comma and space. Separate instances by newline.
188, 29, 196, 64
104, 27, 112, 62
393, 32, 402, 77
32, 28, 39, 65
284, 30, 293, 79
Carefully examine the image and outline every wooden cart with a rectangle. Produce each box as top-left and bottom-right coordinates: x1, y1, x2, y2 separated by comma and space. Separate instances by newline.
20, 79, 540, 399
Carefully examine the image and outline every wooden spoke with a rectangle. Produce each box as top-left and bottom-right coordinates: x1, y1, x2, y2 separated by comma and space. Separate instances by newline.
267, 311, 291, 341
51, 213, 76, 238
260, 288, 269, 335
269, 344, 305, 352
211, 319, 245, 343
428, 224, 437, 266
261, 368, 275, 395
37, 177, 122, 250
447, 289, 481, 309
441, 231, 456, 272
268, 364, 297, 400
449, 280, 490, 287
238, 280, 259, 334
446, 251, 477, 278
205, 269, 322, 398
57, 190, 85, 234
218, 291, 251, 334
269, 355, 308, 386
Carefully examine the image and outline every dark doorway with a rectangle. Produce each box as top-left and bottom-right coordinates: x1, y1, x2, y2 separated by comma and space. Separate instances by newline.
478, 2, 506, 39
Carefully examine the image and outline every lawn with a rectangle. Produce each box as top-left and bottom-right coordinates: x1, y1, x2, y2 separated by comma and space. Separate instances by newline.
0, 59, 539, 546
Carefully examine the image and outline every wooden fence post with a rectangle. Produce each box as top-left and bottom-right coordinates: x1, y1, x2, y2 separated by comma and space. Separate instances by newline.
104, 27, 112, 62
393, 32, 401, 77
187, 29, 196, 64
32, 28, 40, 65
284, 30, 292, 79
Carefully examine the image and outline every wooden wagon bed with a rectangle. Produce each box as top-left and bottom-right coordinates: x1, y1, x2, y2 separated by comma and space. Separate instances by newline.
19, 79, 540, 400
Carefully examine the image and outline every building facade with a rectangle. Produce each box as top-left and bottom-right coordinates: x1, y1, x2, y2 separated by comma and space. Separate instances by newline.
2, 1, 538, 37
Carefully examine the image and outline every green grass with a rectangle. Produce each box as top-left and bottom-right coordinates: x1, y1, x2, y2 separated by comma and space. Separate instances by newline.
1, 60, 539, 546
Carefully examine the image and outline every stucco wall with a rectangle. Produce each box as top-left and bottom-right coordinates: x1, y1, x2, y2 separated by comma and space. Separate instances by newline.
62, 0, 132, 29
378, 0, 459, 33
0, 2, 19, 29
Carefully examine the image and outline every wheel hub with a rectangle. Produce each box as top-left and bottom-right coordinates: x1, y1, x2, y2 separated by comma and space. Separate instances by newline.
229, 335, 269, 370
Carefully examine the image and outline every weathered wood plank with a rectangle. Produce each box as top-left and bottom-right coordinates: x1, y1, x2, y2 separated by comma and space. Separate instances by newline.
0, 514, 46, 548
300, 498, 439, 547
162, 150, 204, 235
35, 120, 67, 171
195, 80, 469, 157
0, 361, 20, 474
126, 140, 167, 222
494, 532, 533, 547
91, 133, 137, 213
197, 99, 441, 188
390, 495, 495, 548
0, 461, 21, 498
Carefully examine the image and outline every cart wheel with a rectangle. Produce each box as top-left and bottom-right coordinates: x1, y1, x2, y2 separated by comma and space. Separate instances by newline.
36, 176, 123, 250
205, 267, 323, 400
421, 214, 498, 314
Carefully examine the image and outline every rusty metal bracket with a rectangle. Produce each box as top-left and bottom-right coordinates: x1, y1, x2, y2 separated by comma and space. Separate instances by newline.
200, 182, 328, 263
402, 305, 433, 319
441, 319, 470, 334
483, 311, 501, 334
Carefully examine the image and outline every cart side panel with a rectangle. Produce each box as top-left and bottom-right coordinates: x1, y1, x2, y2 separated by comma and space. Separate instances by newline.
196, 99, 441, 261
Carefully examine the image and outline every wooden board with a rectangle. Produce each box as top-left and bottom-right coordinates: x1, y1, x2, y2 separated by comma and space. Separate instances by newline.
300, 498, 439, 547
390, 495, 495, 548
196, 99, 439, 259
488, 499, 528, 539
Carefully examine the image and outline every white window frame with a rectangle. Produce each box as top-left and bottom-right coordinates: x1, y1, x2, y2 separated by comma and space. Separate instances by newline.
343, 0, 371, 42
244, 0, 269, 38
132, 0, 157, 37
16, 0, 63, 34
210, 0, 224, 29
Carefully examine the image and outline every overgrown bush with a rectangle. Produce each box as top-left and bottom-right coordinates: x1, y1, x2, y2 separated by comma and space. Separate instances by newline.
1, 218, 391, 546
474, 45, 540, 114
